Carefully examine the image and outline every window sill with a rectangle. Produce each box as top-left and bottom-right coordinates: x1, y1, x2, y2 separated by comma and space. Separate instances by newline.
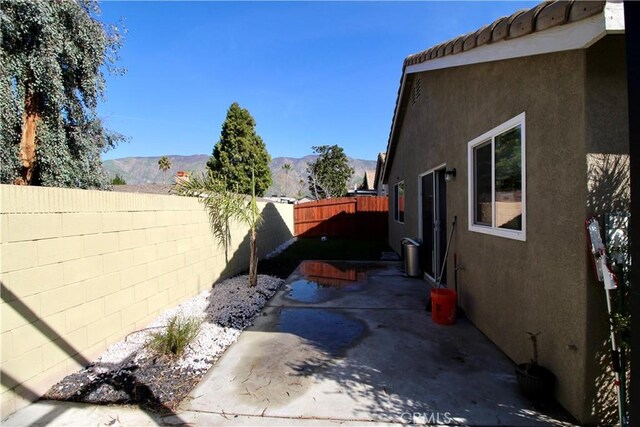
469, 224, 526, 241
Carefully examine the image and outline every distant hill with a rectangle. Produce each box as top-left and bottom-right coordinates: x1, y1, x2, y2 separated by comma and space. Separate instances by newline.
102, 154, 377, 197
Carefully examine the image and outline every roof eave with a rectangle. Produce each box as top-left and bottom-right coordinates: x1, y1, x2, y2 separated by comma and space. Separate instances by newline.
381, 1, 624, 185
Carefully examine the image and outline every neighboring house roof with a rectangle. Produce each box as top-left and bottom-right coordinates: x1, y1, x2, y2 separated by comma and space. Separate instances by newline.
382, 0, 625, 184
362, 170, 376, 191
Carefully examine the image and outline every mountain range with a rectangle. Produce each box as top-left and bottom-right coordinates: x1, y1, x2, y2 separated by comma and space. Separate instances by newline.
102, 155, 377, 197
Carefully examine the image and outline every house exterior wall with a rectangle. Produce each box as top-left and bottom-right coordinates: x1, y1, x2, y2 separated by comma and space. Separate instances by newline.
583, 35, 629, 424
387, 36, 627, 423
0, 185, 294, 418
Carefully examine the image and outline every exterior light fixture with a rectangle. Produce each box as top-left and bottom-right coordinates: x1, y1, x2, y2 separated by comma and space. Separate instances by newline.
444, 168, 456, 182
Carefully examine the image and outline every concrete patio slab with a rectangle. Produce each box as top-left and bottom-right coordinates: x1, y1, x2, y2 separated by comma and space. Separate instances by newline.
183, 261, 575, 426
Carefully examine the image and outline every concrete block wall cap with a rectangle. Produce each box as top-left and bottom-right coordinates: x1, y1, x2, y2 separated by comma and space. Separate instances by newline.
535, 0, 571, 32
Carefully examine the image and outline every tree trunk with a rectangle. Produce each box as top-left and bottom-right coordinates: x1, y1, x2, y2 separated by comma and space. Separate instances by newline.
248, 227, 258, 287
15, 95, 39, 185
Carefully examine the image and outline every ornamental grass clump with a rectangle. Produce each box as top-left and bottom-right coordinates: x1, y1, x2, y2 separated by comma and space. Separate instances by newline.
149, 315, 201, 358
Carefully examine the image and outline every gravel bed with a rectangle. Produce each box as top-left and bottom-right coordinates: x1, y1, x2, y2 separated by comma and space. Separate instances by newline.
43, 274, 284, 413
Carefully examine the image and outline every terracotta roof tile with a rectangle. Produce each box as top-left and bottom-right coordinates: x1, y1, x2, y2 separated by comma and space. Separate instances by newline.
452, 36, 464, 55
491, 16, 510, 42
535, 0, 571, 31
383, 1, 608, 185
444, 39, 455, 56
404, 1, 605, 68
462, 32, 477, 51
569, 0, 607, 22
476, 24, 492, 47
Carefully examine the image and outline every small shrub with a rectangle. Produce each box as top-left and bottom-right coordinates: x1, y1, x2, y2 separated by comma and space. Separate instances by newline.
148, 315, 201, 357
111, 174, 127, 185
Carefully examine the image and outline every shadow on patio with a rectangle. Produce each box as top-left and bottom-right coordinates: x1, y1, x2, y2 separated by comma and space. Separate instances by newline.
184, 260, 577, 426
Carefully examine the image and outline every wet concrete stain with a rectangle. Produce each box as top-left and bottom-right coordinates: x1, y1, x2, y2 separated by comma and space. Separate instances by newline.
285, 279, 364, 303
230, 333, 316, 408
276, 308, 368, 357
229, 308, 368, 410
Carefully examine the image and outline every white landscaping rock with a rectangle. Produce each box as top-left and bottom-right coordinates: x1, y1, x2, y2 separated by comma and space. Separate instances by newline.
93, 274, 284, 376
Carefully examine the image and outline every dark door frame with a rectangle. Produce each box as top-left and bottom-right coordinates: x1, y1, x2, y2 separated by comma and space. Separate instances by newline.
419, 165, 448, 284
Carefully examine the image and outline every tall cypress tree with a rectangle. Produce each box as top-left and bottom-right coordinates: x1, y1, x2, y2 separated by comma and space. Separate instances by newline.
207, 103, 272, 197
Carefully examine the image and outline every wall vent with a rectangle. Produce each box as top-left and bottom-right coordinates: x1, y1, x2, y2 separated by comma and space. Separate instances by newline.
411, 78, 422, 105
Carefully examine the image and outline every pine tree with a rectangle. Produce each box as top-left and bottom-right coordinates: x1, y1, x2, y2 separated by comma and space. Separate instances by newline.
1, 0, 126, 188
207, 103, 271, 196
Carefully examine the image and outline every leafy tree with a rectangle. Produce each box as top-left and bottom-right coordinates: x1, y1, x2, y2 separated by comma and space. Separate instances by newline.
306, 145, 354, 199
1, 0, 126, 188
207, 103, 271, 197
174, 169, 263, 287
111, 174, 126, 185
281, 163, 292, 196
296, 179, 306, 199
158, 156, 171, 184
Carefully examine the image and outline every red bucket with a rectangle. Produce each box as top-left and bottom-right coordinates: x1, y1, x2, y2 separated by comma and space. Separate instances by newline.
431, 288, 457, 325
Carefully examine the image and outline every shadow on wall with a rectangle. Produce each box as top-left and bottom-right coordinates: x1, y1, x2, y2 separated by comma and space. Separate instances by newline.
585, 152, 630, 423
590, 338, 632, 425
0, 282, 186, 423
587, 153, 629, 215
218, 202, 293, 280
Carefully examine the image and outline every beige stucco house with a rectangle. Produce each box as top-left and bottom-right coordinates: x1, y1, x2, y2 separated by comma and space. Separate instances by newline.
381, 1, 628, 424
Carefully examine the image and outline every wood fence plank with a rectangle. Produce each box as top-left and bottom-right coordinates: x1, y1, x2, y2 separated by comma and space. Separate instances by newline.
294, 196, 388, 239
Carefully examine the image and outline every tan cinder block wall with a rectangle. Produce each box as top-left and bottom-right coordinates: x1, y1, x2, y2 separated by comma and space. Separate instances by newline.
0, 184, 294, 418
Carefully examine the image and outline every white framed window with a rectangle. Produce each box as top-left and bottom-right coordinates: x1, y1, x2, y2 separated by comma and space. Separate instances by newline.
467, 113, 526, 241
394, 181, 405, 223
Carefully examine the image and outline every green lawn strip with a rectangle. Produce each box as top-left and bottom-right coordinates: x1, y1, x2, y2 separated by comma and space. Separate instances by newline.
258, 238, 392, 279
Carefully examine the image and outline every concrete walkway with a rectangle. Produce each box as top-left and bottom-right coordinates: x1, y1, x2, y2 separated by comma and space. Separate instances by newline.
3, 261, 575, 426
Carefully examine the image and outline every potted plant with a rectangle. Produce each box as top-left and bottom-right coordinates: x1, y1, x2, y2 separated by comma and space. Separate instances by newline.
515, 331, 556, 399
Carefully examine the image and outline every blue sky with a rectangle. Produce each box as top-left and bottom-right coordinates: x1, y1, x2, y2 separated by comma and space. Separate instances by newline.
99, 1, 538, 161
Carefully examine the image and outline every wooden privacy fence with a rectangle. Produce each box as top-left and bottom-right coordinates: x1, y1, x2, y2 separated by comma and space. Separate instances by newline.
294, 196, 388, 239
